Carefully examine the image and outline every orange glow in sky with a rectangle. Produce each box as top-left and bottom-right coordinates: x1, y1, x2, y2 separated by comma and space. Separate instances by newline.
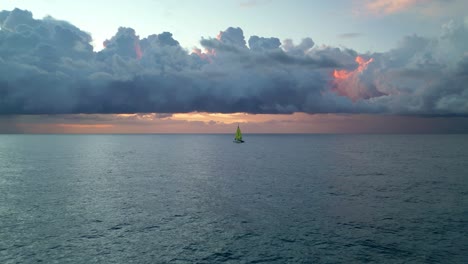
4, 112, 467, 134
333, 56, 374, 80
56, 124, 114, 128
10, 112, 320, 134
332, 56, 374, 101
171, 113, 252, 123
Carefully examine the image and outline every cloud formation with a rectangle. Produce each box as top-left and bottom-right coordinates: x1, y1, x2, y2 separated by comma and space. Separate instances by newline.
358, 0, 466, 17
0, 8, 467, 116
364, 0, 424, 15
338, 33, 363, 39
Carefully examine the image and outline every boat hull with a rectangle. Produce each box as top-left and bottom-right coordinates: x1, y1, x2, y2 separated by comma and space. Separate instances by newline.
233, 139, 244, 143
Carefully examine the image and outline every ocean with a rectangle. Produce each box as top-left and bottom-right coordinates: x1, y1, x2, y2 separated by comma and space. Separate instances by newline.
0, 134, 467, 263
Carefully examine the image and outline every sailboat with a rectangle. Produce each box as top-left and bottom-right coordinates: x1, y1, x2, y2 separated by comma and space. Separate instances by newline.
233, 124, 245, 143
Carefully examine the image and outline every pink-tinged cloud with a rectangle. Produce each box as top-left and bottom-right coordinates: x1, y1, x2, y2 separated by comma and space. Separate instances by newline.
134, 40, 143, 60
363, 0, 425, 15
332, 56, 386, 101
359, 0, 466, 17
191, 47, 216, 62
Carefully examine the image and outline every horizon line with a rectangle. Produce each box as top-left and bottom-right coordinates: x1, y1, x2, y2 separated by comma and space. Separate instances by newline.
1, 132, 467, 135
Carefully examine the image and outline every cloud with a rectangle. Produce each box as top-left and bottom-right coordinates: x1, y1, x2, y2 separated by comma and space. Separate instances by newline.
248, 35, 281, 51
357, 0, 466, 17
0, 8, 468, 117
359, 21, 468, 116
363, 0, 424, 15
332, 56, 387, 101
215, 27, 247, 48
281, 38, 315, 55
338, 33, 363, 39
100, 27, 142, 60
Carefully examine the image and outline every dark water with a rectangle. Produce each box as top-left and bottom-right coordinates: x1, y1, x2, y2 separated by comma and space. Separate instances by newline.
0, 134, 467, 263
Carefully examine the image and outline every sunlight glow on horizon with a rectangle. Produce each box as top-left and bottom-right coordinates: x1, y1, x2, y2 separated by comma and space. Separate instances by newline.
4, 113, 467, 134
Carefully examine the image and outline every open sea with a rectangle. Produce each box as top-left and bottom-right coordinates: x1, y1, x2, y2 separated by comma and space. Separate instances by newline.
0, 134, 467, 263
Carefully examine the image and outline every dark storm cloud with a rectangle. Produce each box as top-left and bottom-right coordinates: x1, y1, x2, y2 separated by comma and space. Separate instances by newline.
200, 36, 338, 68
0, 8, 467, 116
358, 20, 468, 116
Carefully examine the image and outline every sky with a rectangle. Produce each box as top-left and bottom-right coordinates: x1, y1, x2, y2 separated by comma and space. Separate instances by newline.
1, 0, 468, 133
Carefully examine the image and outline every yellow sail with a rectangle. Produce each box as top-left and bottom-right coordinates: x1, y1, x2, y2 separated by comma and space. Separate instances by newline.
234, 125, 243, 141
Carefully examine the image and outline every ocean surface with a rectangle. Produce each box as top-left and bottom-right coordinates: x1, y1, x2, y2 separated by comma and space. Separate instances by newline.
0, 134, 467, 263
